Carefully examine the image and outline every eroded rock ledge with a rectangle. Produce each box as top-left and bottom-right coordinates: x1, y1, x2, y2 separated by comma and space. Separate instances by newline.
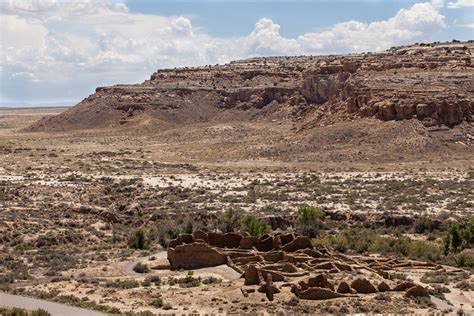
27, 41, 473, 133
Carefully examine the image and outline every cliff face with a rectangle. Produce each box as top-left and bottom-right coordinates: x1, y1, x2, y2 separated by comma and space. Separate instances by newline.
26, 42, 473, 133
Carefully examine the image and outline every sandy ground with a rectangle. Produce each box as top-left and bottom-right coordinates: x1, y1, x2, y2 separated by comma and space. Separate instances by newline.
1, 107, 472, 314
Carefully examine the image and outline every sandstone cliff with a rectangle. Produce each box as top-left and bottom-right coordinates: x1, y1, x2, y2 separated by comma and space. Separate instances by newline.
26, 41, 473, 133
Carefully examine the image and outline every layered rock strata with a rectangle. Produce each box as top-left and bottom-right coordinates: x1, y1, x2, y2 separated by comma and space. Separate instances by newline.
27, 42, 473, 132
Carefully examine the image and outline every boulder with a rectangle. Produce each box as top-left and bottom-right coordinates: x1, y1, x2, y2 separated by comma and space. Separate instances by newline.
168, 242, 227, 269
377, 101, 396, 120
313, 262, 335, 270
298, 287, 346, 300
244, 264, 260, 285
395, 103, 416, 119
261, 269, 285, 282
393, 281, 416, 292
377, 281, 390, 292
223, 232, 242, 248
333, 262, 353, 271
281, 236, 313, 252
350, 278, 377, 294
306, 274, 333, 290
208, 232, 225, 248
405, 285, 429, 298
336, 281, 351, 294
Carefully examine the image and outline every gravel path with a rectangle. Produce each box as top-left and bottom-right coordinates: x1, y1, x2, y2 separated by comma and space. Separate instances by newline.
0, 292, 105, 316
124, 250, 241, 281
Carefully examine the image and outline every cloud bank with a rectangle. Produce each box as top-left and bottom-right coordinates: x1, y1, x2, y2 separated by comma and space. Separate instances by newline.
1, 1, 447, 103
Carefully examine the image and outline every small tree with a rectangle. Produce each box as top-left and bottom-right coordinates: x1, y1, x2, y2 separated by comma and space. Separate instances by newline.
239, 214, 268, 237
444, 234, 451, 256
183, 218, 194, 234
296, 204, 325, 238
462, 218, 474, 247
128, 229, 150, 250
448, 224, 462, 253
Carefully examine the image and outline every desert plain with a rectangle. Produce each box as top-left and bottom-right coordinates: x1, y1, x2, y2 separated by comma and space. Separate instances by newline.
1, 41, 473, 315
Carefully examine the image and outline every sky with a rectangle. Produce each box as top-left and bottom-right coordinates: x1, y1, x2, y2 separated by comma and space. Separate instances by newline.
1, 0, 473, 106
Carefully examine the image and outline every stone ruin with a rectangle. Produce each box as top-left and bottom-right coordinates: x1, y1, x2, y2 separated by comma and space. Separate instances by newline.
167, 231, 436, 301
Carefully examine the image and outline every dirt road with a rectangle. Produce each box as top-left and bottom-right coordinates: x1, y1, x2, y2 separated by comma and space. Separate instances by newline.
0, 292, 105, 316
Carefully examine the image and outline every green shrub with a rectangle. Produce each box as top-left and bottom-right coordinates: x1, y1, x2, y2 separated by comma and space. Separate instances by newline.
167, 272, 203, 288
151, 298, 164, 308
462, 217, 474, 247
445, 223, 462, 253
420, 271, 448, 284
106, 279, 140, 289
145, 275, 161, 286
316, 228, 443, 263
0, 307, 28, 316
31, 309, 51, 316
449, 224, 462, 252
239, 214, 268, 237
183, 218, 194, 234
128, 229, 150, 250
450, 250, 474, 269
202, 276, 221, 284
132, 262, 149, 273
296, 204, 324, 238
414, 216, 435, 234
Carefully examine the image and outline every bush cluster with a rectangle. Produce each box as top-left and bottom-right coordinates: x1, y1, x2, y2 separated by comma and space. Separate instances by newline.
296, 204, 325, 238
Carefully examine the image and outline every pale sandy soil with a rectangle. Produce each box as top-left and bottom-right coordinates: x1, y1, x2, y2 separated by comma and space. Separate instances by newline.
1, 107, 472, 314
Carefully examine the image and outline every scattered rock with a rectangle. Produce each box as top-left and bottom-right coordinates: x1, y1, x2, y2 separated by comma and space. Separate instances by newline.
405, 285, 429, 298
351, 278, 377, 294
377, 281, 390, 292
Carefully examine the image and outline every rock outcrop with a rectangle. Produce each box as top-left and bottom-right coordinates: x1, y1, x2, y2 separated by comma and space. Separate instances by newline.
405, 285, 429, 298
26, 41, 473, 133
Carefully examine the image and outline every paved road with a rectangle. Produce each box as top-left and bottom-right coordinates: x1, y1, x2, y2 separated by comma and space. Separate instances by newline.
0, 292, 105, 316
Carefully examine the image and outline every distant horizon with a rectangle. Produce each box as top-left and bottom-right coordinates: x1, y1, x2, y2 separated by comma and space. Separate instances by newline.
2, 0, 473, 105
0, 101, 75, 108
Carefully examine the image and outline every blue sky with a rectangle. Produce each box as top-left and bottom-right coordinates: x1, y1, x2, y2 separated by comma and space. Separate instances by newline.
1, 0, 473, 105
125, 0, 473, 39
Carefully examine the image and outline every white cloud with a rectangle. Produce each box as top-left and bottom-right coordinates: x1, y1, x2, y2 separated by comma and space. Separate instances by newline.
431, 0, 445, 8
299, 3, 445, 53
0, 1, 447, 103
447, 0, 474, 8
457, 23, 474, 28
